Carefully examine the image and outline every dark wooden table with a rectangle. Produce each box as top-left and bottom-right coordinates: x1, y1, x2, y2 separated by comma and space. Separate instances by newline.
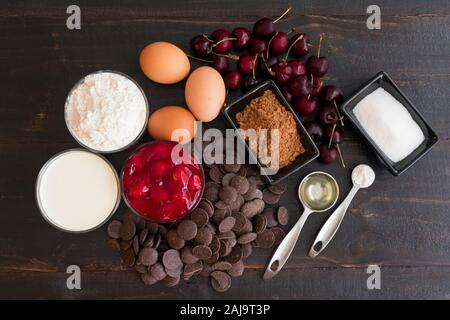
1, 0, 449, 300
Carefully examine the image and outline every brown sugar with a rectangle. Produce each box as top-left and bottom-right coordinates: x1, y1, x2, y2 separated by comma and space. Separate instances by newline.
236, 90, 304, 168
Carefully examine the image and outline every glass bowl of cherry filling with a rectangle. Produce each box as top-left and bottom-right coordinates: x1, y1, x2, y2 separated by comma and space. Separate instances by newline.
121, 141, 204, 223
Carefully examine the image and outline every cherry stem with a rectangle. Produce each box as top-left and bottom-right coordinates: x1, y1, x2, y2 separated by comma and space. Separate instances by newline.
310, 74, 314, 85
274, 7, 292, 24
328, 123, 336, 148
317, 33, 323, 57
333, 100, 345, 127
212, 52, 239, 60
287, 28, 296, 35
212, 37, 237, 47
261, 54, 275, 76
284, 34, 304, 61
186, 54, 213, 64
252, 54, 259, 80
336, 144, 346, 168
266, 32, 278, 60
202, 34, 214, 42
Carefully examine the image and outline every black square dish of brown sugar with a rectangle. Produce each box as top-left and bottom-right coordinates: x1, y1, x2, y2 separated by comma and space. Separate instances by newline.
222, 80, 319, 185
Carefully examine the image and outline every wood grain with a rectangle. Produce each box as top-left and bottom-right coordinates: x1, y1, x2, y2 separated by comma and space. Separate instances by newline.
0, 0, 449, 299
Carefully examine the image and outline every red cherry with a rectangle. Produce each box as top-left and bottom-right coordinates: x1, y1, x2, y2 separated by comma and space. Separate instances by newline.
288, 76, 312, 97
211, 29, 234, 53
274, 61, 292, 85
151, 186, 168, 203
310, 76, 324, 96
249, 37, 267, 55
306, 56, 329, 78
190, 35, 212, 57
288, 60, 307, 77
239, 54, 258, 74
188, 174, 202, 192
232, 27, 251, 50
210, 55, 229, 74
224, 71, 242, 90
318, 144, 338, 164
151, 160, 170, 179
270, 32, 289, 54
295, 96, 319, 116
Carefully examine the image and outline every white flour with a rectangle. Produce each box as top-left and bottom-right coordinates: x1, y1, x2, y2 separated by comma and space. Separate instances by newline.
65, 72, 147, 152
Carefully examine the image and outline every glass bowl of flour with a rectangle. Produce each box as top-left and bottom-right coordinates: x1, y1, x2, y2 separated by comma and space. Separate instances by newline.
64, 70, 149, 153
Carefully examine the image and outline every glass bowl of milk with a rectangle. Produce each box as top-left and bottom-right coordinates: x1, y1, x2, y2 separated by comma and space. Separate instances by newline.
36, 149, 121, 233
341, 71, 438, 175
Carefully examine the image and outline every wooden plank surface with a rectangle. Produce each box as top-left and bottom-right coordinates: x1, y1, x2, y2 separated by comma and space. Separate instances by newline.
0, 0, 449, 299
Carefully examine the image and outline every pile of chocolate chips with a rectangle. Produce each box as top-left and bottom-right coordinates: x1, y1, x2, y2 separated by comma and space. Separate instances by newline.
106, 163, 289, 292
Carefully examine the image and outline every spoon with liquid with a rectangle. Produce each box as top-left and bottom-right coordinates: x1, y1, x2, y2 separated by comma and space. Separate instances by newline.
263, 171, 339, 280
309, 164, 375, 258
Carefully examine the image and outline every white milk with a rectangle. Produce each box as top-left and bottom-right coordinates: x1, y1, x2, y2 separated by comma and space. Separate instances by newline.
37, 150, 119, 232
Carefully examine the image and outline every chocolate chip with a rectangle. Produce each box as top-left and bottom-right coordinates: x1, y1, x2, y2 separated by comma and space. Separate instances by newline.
255, 229, 275, 248
231, 212, 246, 232
150, 262, 167, 281
219, 186, 238, 205
197, 199, 214, 217
119, 239, 132, 251
205, 252, 220, 265
146, 222, 159, 235
230, 175, 250, 195
218, 216, 236, 233
268, 182, 287, 194
237, 232, 257, 244
271, 227, 285, 244
167, 229, 185, 249
200, 263, 213, 277
121, 248, 135, 267
225, 245, 243, 264
158, 224, 169, 238
193, 227, 213, 245
204, 185, 220, 203
177, 220, 198, 240
119, 219, 136, 241
228, 260, 245, 277
263, 207, 278, 227
276, 206, 289, 225
209, 236, 221, 255
212, 261, 232, 271
237, 166, 247, 176
181, 246, 199, 264
107, 220, 122, 239
162, 249, 182, 270
222, 163, 241, 173
210, 271, 231, 292
217, 230, 236, 240
253, 215, 267, 234
248, 175, 265, 187
153, 233, 161, 249
138, 247, 158, 266
166, 265, 183, 277
133, 235, 140, 255
190, 208, 209, 228
241, 243, 252, 258
135, 263, 147, 274
209, 166, 223, 183
107, 238, 120, 251
222, 173, 236, 186
214, 200, 229, 210
163, 275, 180, 287
262, 189, 281, 205
141, 273, 158, 286
139, 228, 148, 245
183, 261, 203, 278
192, 245, 212, 260
243, 184, 257, 201
241, 201, 257, 218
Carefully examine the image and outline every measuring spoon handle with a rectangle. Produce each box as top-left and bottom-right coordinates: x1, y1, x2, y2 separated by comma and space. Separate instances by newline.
263, 208, 312, 280
309, 186, 359, 258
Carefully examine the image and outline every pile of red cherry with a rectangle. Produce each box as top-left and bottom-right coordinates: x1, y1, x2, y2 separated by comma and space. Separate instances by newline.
189, 8, 345, 166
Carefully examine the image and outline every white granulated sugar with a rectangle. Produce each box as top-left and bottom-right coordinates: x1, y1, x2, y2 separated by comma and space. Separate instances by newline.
66, 72, 147, 152
353, 87, 425, 163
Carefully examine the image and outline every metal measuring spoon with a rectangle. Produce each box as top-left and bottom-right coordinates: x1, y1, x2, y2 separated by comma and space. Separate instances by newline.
309, 164, 375, 258
263, 172, 339, 280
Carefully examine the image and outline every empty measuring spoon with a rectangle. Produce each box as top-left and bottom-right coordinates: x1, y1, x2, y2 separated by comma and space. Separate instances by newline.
309, 164, 375, 258
263, 171, 339, 280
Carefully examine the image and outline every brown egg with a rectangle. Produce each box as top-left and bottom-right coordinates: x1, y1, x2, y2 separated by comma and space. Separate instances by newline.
147, 106, 197, 144
139, 42, 190, 84
185, 66, 226, 122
